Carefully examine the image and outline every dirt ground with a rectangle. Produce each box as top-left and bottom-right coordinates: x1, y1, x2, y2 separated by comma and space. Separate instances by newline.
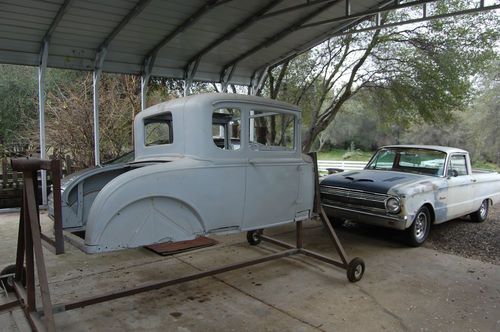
340, 206, 499, 266
425, 206, 499, 266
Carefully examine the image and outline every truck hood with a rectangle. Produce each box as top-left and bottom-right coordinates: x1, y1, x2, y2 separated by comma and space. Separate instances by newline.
320, 170, 427, 194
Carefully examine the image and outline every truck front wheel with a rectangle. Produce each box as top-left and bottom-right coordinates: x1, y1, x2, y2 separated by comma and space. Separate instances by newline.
405, 206, 431, 247
470, 200, 489, 223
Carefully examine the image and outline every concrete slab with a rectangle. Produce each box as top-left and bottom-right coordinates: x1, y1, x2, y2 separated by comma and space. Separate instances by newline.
0, 212, 499, 331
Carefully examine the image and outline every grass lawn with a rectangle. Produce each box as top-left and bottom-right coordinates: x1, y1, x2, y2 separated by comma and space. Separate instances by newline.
472, 161, 500, 172
317, 149, 373, 161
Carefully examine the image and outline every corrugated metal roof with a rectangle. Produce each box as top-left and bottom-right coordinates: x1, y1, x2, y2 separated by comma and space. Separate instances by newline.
0, 0, 390, 85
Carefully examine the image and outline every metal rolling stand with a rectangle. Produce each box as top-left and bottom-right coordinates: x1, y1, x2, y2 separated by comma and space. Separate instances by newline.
0, 154, 364, 331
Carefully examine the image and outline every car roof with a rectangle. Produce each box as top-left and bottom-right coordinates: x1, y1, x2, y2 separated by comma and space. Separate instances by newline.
382, 145, 468, 154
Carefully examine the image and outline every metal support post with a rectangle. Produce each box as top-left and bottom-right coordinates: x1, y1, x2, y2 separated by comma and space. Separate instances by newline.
93, 50, 106, 166
183, 59, 200, 96
220, 65, 235, 93
249, 67, 268, 96
38, 40, 49, 206
141, 56, 153, 111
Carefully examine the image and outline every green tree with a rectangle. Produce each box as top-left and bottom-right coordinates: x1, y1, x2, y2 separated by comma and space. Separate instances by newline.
0, 65, 37, 148
44, 72, 142, 169
262, 1, 499, 152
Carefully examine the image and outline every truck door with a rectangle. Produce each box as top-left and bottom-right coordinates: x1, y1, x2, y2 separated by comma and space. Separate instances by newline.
445, 154, 473, 219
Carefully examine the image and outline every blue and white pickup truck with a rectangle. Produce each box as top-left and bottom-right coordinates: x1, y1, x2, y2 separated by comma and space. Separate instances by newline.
320, 145, 500, 246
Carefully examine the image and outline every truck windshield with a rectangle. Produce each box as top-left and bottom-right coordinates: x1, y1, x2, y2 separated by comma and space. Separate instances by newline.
366, 148, 447, 176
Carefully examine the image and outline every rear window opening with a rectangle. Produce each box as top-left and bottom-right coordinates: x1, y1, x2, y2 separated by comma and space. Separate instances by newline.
144, 112, 173, 146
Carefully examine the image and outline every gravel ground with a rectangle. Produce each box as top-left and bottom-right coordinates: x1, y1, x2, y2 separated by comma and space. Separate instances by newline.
339, 206, 499, 266
424, 205, 499, 266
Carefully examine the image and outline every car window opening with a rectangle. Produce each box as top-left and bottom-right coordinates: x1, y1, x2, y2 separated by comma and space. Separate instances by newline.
144, 112, 173, 146
213, 108, 241, 150
249, 110, 295, 151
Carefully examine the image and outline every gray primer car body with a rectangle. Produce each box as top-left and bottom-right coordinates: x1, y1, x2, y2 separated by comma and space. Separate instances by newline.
49, 93, 314, 253
320, 145, 500, 243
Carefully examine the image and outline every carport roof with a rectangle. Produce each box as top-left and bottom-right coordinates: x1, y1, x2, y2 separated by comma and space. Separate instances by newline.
1, 0, 395, 85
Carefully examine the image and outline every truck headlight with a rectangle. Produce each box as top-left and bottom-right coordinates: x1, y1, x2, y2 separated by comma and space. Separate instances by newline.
385, 197, 401, 214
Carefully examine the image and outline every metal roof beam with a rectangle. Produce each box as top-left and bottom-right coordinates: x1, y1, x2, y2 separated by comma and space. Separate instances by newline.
42, 0, 75, 44
183, 0, 285, 78
143, 0, 223, 73
220, 0, 342, 77
252, 0, 499, 88
300, 0, 436, 29
261, 0, 341, 20
140, 0, 226, 98
96, 0, 152, 54
249, 0, 387, 86
302, 1, 500, 33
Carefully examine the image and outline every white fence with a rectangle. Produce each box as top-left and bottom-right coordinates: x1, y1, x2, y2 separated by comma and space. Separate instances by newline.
317, 160, 367, 172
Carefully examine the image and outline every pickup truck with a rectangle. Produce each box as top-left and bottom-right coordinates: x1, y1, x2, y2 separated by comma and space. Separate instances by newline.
49, 93, 315, 253
320, 145, 500, 246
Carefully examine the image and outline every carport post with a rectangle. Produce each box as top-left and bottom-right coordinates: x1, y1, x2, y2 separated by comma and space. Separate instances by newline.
38, 39, 49, 206
93, 50, 106, 166
249, 67, 268, 96
141, 56, 153, 111
183, 59, 200, 97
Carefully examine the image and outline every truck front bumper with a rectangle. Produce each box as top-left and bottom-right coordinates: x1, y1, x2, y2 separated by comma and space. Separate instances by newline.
322, 202, 411, 230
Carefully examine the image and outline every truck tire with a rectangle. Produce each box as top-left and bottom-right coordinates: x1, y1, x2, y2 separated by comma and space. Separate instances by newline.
405, 206, 431, 247
470, 200, 489, 223
329, 216, 345, 228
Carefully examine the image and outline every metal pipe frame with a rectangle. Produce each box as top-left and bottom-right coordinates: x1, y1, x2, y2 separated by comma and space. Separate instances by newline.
228, 0, 499, 87
249, 67, 268, 96
92, 59, 103, 166
36, 0, 75, 206
220, 0, 342, 80
38, 41, 49, 206
250, 0, 497, 83
300, 0, 499, 29
182, 0, 284, 91
323, 3, 500, 37
91, 0, 152, 164
140, 0, 225, 102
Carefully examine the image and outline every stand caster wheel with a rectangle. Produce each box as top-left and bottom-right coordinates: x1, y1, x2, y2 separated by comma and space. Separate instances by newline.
1, 264, 26, 293
346, 257, 365, 282
246, 230, 262, 246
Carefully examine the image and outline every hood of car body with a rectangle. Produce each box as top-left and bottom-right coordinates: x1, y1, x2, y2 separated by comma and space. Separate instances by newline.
320, 170, 426, 194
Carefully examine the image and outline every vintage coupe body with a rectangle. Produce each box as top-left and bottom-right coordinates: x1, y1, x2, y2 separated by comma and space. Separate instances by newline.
320, 145, 500, 246
49, 93, 314, 253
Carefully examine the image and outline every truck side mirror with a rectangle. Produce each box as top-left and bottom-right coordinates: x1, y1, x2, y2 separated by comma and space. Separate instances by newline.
447, 169, 458, 178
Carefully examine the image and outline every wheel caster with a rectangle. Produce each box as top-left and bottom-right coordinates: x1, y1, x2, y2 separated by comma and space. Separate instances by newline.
246, 230, 262, 246
346, 257, 365, 282
1, 264, 26, 293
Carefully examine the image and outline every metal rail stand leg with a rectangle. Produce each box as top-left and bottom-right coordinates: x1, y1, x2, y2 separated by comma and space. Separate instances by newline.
24, 171, 56, 331
309, 152, 365, 282
248, 153, 365, 282
0, 165, 57, 331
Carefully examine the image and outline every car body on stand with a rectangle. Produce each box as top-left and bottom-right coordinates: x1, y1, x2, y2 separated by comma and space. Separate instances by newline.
49, 93, 315, 253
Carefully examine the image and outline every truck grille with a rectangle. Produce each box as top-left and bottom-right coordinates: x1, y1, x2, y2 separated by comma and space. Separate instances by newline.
320, 186, 387, 210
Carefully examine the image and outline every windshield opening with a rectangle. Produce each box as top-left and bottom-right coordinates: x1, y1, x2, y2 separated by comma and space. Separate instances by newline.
366, 148, 447, 176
